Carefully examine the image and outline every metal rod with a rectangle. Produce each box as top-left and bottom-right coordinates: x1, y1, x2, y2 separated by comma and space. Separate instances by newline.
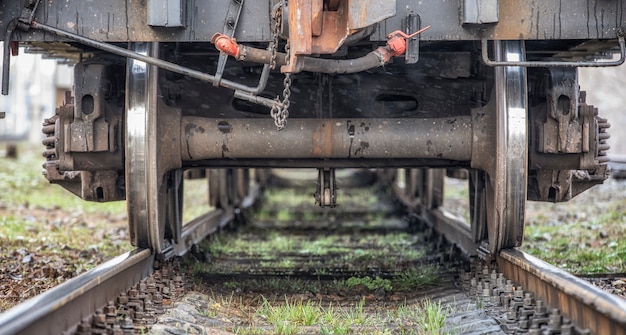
2, 19, 18, 95
30, 21, 269, 94
481, 35, 626, 67
180, 117, 474, 161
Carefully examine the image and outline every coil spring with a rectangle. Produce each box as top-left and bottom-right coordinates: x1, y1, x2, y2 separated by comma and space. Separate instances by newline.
41, 113, 58, 161
597, 116, 610, 163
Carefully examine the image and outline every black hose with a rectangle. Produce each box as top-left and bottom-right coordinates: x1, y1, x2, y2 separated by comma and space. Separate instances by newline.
240, 45, 386, 74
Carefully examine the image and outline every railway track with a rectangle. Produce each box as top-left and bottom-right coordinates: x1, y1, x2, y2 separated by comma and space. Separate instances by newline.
1, 174, 626, 334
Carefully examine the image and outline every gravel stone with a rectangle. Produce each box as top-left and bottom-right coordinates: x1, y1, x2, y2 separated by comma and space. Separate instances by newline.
151, 292, 233, 335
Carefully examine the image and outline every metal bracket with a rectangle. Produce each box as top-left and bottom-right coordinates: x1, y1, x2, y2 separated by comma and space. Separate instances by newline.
481, 35, 626, 67
404, 12, 421, 64
18, 0, 42, 30
214, 0, 245, 87
315, 168, 337, 208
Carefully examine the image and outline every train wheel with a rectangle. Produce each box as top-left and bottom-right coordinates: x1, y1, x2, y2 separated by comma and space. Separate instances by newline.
469, 170, 488, 243
125, 42, 182, 253
473, 40, 528, 253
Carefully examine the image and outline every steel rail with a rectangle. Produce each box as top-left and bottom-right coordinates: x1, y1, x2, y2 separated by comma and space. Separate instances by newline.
0, 249, 154, 335
396, 168, 626, 333
497, 249, 626, 335
0, 205, 236, 334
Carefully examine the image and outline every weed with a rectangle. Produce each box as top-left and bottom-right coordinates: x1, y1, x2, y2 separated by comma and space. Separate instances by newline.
341, 297, 371, 326
392, 299, 449, 335
233, 325, 264, 335
393, 266, 440, 290
320, 303, 352, 334
257, 296, 322, 331
223, 281, 240, 290
346, 276, 393, 292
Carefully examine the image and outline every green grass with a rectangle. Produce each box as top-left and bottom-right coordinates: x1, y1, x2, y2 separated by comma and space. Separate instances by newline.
257, 297, 322, 334
0, 144, 130, 253
0, 214, 127, 257
0, 144, 126, 214
523, 198, 626, 274
391, 299, 449, 335
208, 294, 450, 335
345, 276, 393, 291
393, 267, 440, 291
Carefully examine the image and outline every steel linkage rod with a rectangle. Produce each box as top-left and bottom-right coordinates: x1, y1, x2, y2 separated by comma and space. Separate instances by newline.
29, 21, 270, 95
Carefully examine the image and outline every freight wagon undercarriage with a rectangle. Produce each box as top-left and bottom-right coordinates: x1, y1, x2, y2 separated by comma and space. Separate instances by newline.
1, 0, 623, 255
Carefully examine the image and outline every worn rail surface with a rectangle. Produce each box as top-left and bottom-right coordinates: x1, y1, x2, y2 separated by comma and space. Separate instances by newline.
497, 250, 626, 335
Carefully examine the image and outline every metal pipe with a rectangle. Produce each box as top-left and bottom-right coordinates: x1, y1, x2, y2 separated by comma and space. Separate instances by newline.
180, 117, 473, 161
181, 158, 467, 169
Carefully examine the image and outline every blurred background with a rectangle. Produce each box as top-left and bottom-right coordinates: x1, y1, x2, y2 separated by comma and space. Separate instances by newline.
0, 47, 73, 143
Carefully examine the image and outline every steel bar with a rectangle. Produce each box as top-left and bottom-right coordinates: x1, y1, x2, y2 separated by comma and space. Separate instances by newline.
181, 117, 473, 161
182, 158, 466, 169
1, 19, 17, 95
498, 249, 626, 335
481, 35, 626, 67
0, 249, 154, 335
30, 21, 268, 94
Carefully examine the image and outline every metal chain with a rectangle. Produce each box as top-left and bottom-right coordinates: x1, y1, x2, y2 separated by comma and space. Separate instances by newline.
269, 9, 292, 130
269, 6, 281, 71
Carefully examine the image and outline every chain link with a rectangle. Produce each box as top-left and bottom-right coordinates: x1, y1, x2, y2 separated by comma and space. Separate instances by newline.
269, 4, 292, 130
269, 6, 281, 71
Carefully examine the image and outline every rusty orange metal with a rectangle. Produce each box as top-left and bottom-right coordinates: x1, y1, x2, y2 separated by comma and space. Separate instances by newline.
211, 33, 240, 58
283, 0, 398, 72
311, 0, 323, 37
282, 0, 311, 73
384, 26, 431, 59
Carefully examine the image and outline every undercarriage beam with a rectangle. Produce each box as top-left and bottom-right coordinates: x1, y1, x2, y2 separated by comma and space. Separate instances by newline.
180, 117, 473, 161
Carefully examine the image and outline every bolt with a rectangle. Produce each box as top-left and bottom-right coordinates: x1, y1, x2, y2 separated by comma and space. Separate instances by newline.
501, 295, 511, 310
548, 309, 562, 331
534, 300, 547, 316
128, 289, 138, 298
504, 280, 513, 293
523, 293, 534, 308
104, 303, 116, 316
497, 273, 505, 288
227, 17, 235, 29
561, 318, 574, 335
118, 293, 129, 305
92, 310, 106, 328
